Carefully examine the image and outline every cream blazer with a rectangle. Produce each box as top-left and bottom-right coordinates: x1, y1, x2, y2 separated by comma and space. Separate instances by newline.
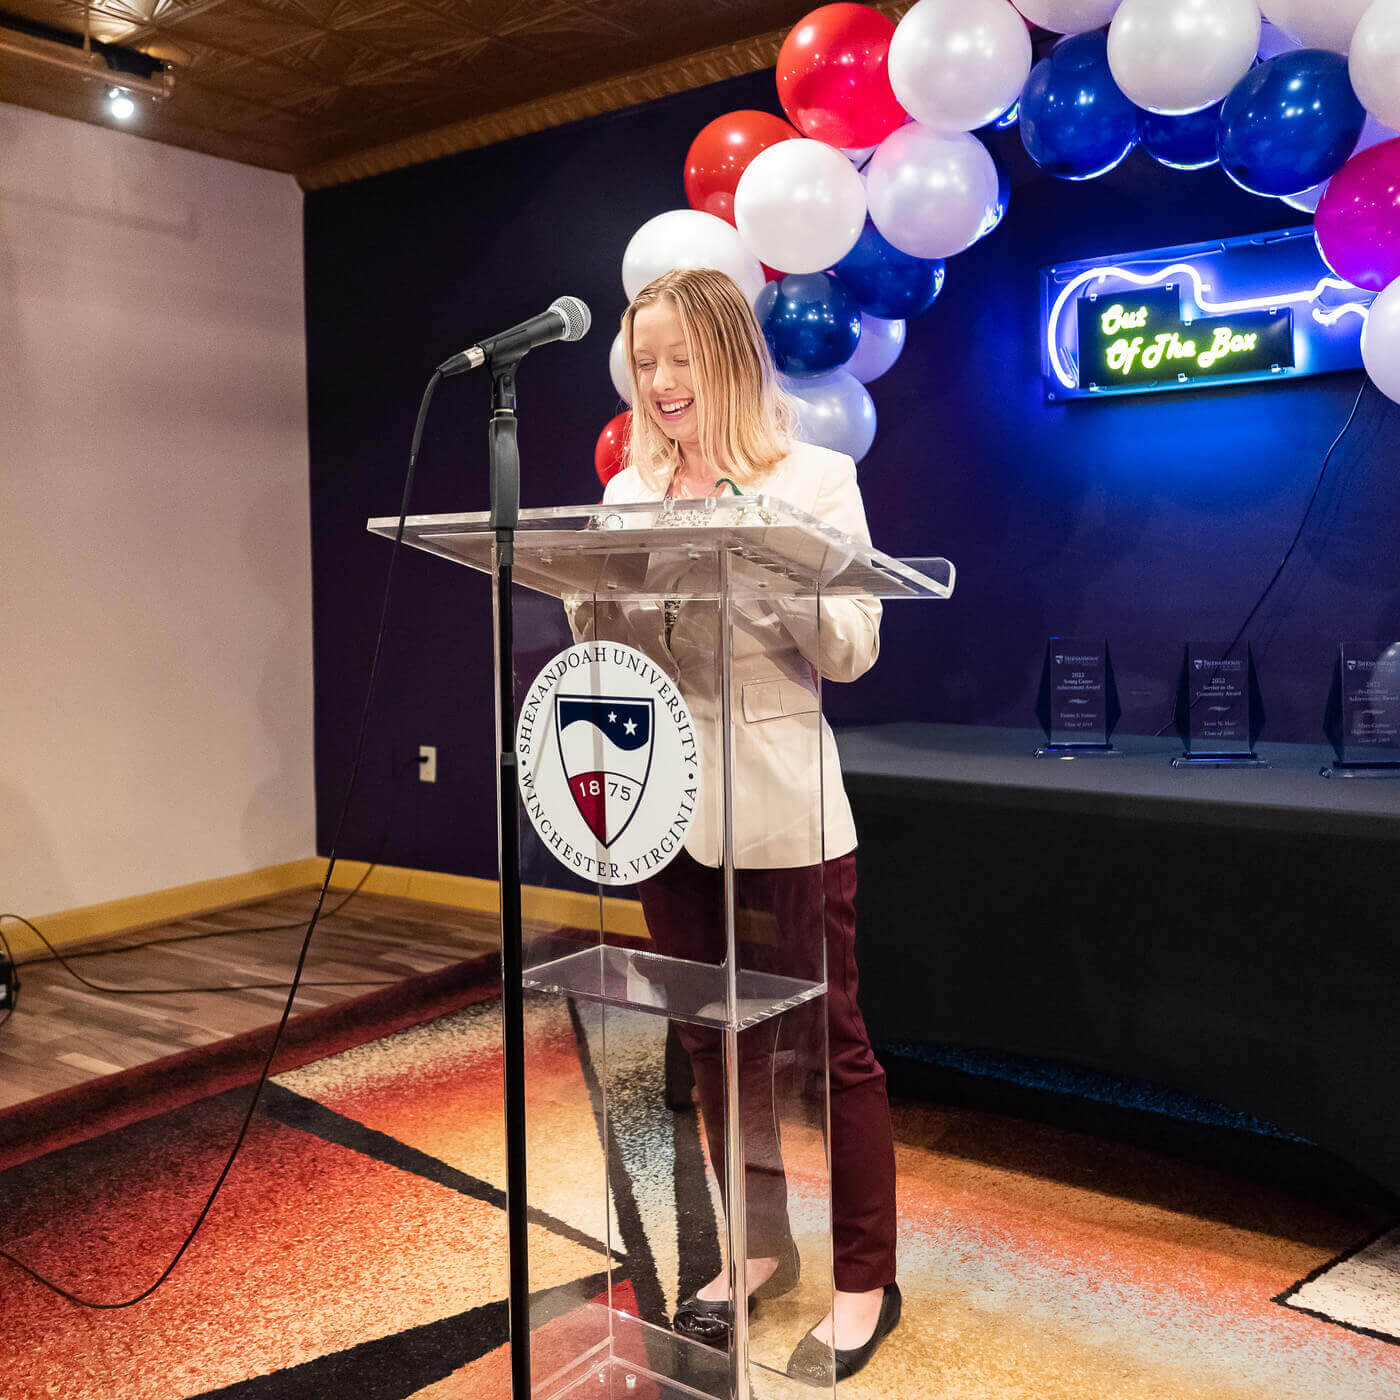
571, 439, 881, 869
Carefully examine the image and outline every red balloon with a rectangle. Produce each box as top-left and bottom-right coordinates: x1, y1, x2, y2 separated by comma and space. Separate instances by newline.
684, 110, 801, 224
1315, 137, 1400, 294
595, 411, 631, 487
777, 4, 906, 150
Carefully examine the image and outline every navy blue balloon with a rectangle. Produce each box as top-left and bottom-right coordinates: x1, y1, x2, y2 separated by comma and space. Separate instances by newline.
1019, 31, 1139, 181
832, 220, 945, 321
756, 272, 861, 378
1140, 102, 1221, 171
1218, 50, 1366, 198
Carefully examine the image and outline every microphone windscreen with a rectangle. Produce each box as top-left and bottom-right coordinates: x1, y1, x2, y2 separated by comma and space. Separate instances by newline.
550, 296, 592, 342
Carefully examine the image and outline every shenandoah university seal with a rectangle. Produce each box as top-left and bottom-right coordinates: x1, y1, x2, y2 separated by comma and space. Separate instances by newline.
515, 641, 700, 886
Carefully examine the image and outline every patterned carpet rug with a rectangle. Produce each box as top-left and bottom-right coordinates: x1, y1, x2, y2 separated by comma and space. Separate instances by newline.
2, 986, 1398, 1400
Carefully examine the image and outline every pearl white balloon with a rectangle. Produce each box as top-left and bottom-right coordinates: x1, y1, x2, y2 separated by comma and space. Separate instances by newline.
608, 331, 632, 405
621, 209, 765, 307
866, 124, 999, 259
1282, 182, 1326, 211
889, 0, 1032, 133
1358, 110, 1400, 150
843, 143, 878, 168
1261, 0, 1371, 53
783, 371, 878, 462
1012, 0, 1122, 32
1257, 18, 1303, 56
733, 140, 867, 276
844, 315, 907, 383
1351, 0, 1400, 130
1108, 0, 1262, 115
1361, 276, 1400, 404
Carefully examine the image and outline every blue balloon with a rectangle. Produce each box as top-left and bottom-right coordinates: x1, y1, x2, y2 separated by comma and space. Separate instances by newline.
832, 220, 945, 321
1140, 102, 1221, 171
1019, 32, 1139, 181
1218, 50, 1366, 198
755, 273, 863, 379
974, 155, 1011, 241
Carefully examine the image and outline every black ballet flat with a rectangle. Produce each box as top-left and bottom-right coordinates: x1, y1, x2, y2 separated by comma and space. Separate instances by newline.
785, 1282, 902, 1385
672, 1242, 801, 1345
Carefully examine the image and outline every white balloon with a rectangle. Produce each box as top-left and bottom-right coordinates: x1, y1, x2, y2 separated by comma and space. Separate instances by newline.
866, 124, 1000, 259
1351, 0, 1400, 130
1361, 276, 1400, 404
1257, 18, 1303, 57
843, 143, 878, 168
1358, 110, 1400, 150
784, 371, 878, 463
1282, 182, 1326, 211
609, 331, 632, 406
889, 0, 1032, 133
844, 315, 907, 383
1261, 0, 1371, 53
621, 209, 766, 307
1013, 0, 1122, 32
1108, 0, 1261, 115
733, 140, 867, 276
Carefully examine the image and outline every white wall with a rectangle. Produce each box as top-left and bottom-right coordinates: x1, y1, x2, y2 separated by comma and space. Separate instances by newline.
0, 103, 314, 917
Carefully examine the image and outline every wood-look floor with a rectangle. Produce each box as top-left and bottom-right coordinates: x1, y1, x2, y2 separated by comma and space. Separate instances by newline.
0, 889, 501, 1112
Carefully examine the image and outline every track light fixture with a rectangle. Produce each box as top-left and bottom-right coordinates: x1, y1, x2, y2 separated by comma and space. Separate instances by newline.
107, 87, 136, 121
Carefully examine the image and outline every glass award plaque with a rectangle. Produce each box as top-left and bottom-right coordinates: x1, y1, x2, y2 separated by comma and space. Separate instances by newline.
1171, 642, 1267, 768
1035, 637, 1121, 757
1321, 642, 1400, 778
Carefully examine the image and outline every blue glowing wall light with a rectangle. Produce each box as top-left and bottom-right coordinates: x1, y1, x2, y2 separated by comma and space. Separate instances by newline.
1041, 227, 1376, 401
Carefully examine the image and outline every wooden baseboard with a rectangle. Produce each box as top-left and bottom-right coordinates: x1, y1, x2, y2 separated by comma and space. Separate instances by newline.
8, 858, 647, 962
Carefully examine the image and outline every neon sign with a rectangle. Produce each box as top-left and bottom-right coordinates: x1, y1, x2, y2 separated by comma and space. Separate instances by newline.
1041, 228, 1375, 401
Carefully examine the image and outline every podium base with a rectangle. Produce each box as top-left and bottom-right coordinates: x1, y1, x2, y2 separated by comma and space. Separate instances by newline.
538, 1307, 822, 1400
1170, 751, 1269, 769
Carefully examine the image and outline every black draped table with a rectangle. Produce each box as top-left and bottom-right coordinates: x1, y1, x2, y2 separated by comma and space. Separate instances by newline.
836, 723, 1400, 1195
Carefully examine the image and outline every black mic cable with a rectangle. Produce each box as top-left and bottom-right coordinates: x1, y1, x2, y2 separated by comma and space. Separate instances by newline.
0, 370, 444, 1309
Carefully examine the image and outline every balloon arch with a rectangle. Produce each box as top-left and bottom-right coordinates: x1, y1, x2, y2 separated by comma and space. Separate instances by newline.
595, 0, 1400, 485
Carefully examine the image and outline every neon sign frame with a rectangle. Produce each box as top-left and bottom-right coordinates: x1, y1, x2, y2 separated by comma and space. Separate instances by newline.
1041, 227, 1375, 401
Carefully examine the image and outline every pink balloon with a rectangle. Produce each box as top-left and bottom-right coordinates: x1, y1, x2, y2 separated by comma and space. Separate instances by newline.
1314, 137, 1400, 292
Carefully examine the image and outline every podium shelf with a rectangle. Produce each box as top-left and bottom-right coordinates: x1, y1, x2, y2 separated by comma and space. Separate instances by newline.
521, 944, 825, 1030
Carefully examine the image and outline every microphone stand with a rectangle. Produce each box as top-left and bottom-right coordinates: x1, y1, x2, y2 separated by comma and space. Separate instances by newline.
488, 355, 530, 1399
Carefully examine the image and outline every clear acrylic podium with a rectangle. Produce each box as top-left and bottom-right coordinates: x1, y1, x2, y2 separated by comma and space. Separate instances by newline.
368, 495, 953, 1400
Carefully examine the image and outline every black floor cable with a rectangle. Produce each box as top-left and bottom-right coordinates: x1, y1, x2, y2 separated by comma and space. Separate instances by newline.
0, 911, 398, 996
5, 753, 424, 987
1153, 377, 1371, 737
10, 860, 375, 969
0, 368, 445, 1308
0, 923, 16, 1032
0, 864, 395, 996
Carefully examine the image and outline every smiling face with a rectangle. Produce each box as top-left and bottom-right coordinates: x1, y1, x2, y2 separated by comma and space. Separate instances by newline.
630, 298, 701, 453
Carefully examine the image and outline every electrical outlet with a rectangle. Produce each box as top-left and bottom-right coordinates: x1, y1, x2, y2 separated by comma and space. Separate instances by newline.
419, 744, 437, 783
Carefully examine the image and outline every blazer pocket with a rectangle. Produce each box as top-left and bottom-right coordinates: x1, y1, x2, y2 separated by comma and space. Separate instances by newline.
741, 678, 820, 723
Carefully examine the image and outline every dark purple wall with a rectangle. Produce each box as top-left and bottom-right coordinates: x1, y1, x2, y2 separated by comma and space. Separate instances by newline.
305, 67, 1400, 876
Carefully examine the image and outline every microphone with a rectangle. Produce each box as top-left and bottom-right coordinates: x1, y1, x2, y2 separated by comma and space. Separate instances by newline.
438, 296, 591, 376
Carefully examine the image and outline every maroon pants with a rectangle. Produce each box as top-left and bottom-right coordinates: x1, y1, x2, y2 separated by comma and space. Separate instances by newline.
636, 849, 897, 1292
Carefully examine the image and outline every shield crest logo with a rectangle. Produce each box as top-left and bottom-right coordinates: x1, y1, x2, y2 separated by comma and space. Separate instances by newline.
555, 695, 655, 846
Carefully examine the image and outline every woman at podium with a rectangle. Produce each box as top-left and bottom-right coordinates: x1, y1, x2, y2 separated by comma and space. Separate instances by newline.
591, 267, 901, 1383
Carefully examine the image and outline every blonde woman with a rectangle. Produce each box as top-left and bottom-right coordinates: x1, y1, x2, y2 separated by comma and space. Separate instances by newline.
596, 268, 899, 1384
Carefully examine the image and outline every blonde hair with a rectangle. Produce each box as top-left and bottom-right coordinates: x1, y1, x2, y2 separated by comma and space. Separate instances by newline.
621, 268, 798, 492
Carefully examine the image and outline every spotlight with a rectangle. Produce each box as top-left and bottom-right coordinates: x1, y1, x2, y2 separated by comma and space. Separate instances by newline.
107, 87, 136, 121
